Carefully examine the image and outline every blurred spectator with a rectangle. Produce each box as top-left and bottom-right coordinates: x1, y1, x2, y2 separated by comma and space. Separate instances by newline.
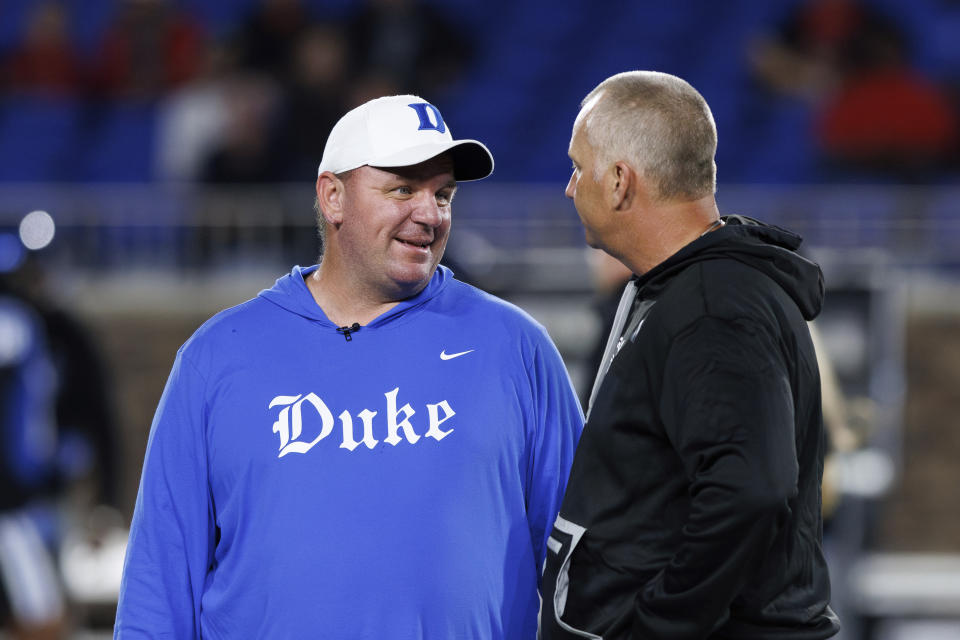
810, 320, 865, 519
750, 0, 876, 102
200, 73, 283, 183
814, 18, 958, 179
230, 0, 313, 81
750, 0, 958, 180
0, 1, 82, 97
6, 253, 122, 514
89, 0, 205, 100
276, 24, 351, 180
347, 0, 474, 98
2, 228, 126, 636
0, 235, 67, 640
155, 41, 237, 182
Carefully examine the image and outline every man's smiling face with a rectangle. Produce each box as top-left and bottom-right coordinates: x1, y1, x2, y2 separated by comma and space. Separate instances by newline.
336, 154, 458, 300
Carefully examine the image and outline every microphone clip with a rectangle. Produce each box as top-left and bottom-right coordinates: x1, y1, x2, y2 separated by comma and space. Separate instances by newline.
336, 322, 361, 342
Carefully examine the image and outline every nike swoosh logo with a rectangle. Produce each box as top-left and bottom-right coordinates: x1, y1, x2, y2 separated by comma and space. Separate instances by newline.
440, 349, 475, 360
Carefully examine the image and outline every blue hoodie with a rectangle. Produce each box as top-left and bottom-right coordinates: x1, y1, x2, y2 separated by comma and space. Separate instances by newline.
0, 294, 58, 511
115, 265, 583, 639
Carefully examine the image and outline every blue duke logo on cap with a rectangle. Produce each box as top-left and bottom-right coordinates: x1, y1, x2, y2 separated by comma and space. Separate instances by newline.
317, 94, 493, 181
408, 102, 446, 133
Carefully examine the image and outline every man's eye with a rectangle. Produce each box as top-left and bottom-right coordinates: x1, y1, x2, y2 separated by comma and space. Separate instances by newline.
436, 192, 453, 205
394, 186, 412, 195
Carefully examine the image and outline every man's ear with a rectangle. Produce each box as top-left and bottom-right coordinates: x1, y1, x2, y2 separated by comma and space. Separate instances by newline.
608, 161, 634, 211
316, 172, 346, 227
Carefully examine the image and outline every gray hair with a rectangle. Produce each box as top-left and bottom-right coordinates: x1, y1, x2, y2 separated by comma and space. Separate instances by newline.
580, 71, 717, 201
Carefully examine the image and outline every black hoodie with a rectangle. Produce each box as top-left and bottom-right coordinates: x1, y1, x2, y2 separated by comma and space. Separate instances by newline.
541, 217, 840, 640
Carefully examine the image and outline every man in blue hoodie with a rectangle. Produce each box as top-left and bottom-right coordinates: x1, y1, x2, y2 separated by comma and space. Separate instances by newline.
114, 95, 584, 639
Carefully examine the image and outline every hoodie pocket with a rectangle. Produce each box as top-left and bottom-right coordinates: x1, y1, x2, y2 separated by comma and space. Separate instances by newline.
541, 515, 603, 640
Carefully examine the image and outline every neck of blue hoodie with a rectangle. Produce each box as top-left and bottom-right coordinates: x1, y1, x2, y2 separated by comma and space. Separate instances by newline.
258, 263, 453, 327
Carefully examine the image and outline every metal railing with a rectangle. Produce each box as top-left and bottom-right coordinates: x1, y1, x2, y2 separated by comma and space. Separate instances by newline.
1, 183, 958, 288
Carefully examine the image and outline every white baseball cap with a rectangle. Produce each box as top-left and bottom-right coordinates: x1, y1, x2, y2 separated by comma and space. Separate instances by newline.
317, 94, 494, 181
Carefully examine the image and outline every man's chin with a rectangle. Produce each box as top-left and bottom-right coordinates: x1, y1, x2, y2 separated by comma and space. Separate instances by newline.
389, 265, 438, 298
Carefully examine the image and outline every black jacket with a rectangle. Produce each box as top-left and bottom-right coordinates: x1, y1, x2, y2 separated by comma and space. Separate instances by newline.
541, 217, 840, 640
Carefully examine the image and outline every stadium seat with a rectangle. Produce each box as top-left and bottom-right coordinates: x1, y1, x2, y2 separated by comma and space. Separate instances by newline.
0, 97, 81, 182
75, 102, 158, 182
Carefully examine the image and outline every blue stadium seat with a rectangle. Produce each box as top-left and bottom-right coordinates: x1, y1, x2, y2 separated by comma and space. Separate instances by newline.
76, 102, 158, 182
0, 97, 81, 182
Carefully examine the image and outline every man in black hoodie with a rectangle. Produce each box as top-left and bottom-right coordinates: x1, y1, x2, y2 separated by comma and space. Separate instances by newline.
540, 71, 840, 640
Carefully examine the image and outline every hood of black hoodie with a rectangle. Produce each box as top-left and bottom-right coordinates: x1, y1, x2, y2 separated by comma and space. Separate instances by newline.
635, 215, 824, 321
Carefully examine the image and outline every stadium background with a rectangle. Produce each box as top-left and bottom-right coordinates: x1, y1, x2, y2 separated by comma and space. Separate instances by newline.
0, 0, 958, 638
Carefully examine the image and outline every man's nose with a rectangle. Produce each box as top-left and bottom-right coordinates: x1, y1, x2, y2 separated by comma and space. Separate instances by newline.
410, 191, 443, 226
564, 172, 576, 199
